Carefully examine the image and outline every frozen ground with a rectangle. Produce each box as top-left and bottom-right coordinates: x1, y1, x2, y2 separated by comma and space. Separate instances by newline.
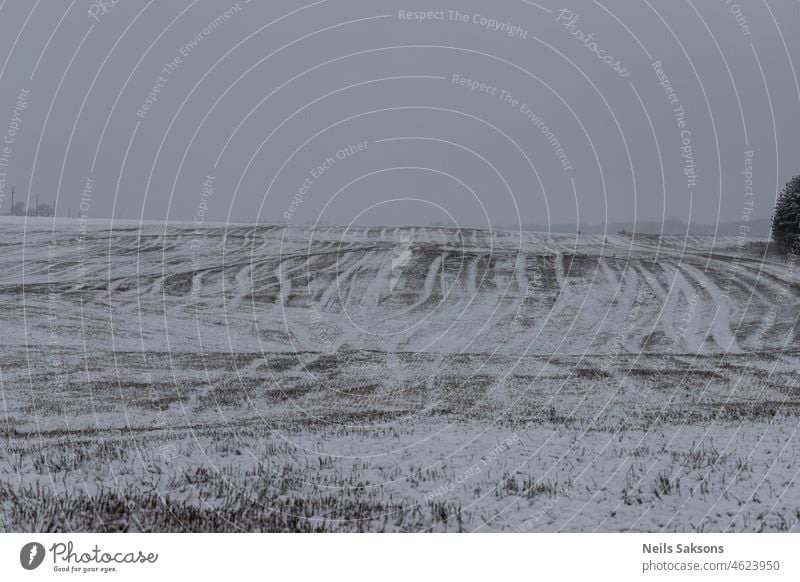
0, 220, 799, 531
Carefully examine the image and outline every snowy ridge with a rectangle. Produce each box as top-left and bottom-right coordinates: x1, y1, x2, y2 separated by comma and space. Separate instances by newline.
2, 223, 793, 358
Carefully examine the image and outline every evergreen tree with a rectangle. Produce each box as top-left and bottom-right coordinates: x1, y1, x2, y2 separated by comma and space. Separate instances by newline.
772, 175, 800, 252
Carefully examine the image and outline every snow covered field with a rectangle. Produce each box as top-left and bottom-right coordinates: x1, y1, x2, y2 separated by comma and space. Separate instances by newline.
1, 220, 799, 532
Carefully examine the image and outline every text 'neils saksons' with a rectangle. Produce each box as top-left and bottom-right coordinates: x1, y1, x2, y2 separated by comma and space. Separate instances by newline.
643, 543, 724, 554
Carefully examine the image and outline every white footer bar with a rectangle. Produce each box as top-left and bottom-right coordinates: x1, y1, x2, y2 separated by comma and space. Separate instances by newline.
2, 533, 797, 581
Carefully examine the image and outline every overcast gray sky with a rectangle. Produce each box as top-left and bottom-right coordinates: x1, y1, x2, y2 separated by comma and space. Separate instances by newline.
0, 0, 798, 230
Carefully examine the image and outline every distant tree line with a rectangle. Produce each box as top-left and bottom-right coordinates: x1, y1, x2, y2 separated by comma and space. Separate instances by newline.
4, 187, 55, 217
10, 201, 54, 216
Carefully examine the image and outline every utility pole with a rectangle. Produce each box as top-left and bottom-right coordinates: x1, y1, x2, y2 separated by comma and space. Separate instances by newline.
36, 192, 39, 216
10, 186, 13, 215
